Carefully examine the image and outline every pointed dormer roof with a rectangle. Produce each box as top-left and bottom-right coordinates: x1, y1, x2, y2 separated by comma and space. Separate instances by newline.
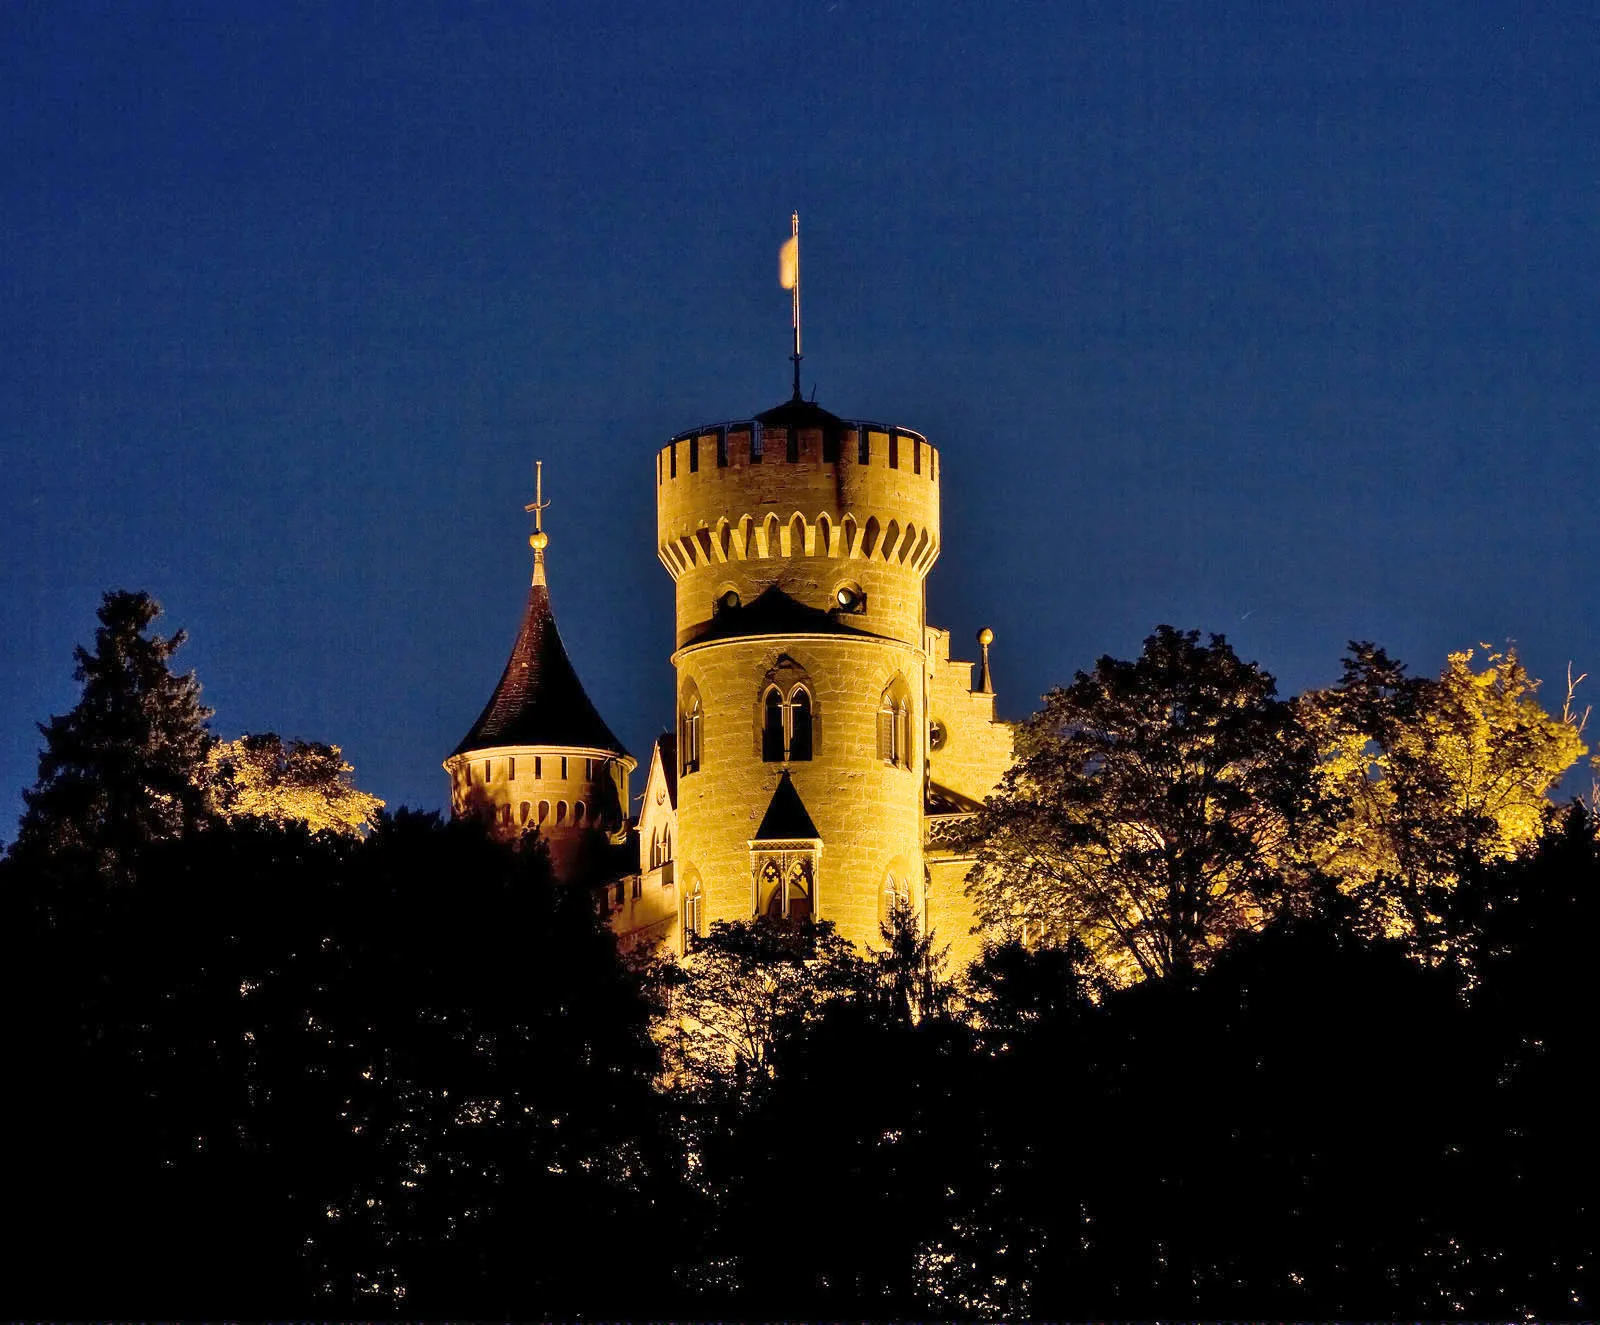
452, 462, 630, 761
754, 770, 820, 841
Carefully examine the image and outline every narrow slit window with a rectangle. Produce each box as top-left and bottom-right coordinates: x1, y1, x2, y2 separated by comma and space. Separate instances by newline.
889, 433, 899, 469
670, 442, 677, 478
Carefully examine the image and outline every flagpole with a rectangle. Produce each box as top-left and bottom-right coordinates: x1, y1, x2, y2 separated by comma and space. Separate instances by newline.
790, 211, 802, 400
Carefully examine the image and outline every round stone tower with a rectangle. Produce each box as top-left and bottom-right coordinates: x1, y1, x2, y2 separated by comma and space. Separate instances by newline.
656, 395, 940, 949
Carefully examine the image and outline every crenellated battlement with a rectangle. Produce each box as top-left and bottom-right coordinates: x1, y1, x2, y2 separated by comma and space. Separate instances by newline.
655, 418, 937, 483
656, 405, 942, 592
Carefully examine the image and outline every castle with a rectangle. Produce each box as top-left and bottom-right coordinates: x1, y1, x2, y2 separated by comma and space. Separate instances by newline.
446, 242, 1014, 965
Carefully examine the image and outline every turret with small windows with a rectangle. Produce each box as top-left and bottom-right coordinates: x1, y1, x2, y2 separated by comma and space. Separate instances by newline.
445, 465, 636, 881
656, 393, 947, 950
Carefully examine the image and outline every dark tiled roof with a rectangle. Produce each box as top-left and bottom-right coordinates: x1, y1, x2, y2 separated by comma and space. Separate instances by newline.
686, 584, 883, 647
754, 771, 821, 841
453, 580, 630, 759
754, 396, 848, 432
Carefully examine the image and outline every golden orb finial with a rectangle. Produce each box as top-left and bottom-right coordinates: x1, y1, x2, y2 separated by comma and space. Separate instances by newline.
525, 460, 551, 585
977, 627, 994, 694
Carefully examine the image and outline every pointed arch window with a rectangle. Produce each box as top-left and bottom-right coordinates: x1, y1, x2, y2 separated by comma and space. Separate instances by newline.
684, 879, 704, 953
761, 682, 815, 763
759, 857, 813, 921
681, 681, 703, 775
877, 676, 914, 769
762, 686, 786, 762
788, 687, 813, 761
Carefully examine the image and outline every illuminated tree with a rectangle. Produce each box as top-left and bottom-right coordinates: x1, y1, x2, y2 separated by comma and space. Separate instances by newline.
663, 917, 861, 1094
16, 590, 213, 875
209, 733, 384, 835
1299, 643, 1585, 960
967, 626, 1327, 983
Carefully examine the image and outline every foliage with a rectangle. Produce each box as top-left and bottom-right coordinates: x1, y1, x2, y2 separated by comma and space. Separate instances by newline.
0, 811, 678, 1316
967, 626, 1329, 982
1299, 642, 1585, 960
210, 732, 384, 835
863, 895, 954, 1025
15, 590, 213, 876
663, 915, 861, 1095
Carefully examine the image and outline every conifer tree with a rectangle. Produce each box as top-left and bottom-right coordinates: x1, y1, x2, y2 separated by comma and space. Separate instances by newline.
16, 590, 214, 874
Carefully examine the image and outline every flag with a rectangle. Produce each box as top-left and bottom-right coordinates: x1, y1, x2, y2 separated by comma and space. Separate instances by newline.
779, 234, 799, 290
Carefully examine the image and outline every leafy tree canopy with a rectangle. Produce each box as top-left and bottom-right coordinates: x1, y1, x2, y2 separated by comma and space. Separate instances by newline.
967, 625, 1329, 983
210, 732, 384, 835
1299, 642, 1585, 960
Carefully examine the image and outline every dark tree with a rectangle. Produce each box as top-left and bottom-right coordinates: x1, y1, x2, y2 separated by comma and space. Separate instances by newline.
15, 590, 213, 877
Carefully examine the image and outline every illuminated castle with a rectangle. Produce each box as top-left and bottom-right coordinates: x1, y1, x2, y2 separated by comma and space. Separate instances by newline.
448, 225, 1013, 963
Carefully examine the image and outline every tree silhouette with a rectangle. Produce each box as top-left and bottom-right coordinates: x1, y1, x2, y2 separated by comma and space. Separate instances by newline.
16, 590, 213, 878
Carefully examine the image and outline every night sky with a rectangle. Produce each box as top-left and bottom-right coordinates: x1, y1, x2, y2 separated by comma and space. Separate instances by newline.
5, 2, 1598, 829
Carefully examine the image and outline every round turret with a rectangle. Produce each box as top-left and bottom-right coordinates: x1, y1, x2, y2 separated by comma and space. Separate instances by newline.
657, 397, 939, 949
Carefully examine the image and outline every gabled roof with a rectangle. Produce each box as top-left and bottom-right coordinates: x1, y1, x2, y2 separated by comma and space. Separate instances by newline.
453, 579, 631, 759
754, 771, 820, 841
657, 732, 678, 808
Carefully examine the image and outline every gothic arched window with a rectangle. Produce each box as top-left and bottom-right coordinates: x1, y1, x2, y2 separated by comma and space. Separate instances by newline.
680, 681, 703, 775
877, 676, 913, 769
762, 686, 786, 762
684, 880, 704, 953
788, 686, 813, 762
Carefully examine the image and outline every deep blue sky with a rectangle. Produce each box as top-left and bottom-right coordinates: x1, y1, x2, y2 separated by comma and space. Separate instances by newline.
5, 1, 1599, 829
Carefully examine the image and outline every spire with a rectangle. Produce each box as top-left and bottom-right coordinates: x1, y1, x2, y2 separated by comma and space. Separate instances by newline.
452, 464, 630, 759
524, 459, 550, 587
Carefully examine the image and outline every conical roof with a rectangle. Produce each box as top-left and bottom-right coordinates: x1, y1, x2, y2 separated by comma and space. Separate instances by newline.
453, 578, 630, 759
